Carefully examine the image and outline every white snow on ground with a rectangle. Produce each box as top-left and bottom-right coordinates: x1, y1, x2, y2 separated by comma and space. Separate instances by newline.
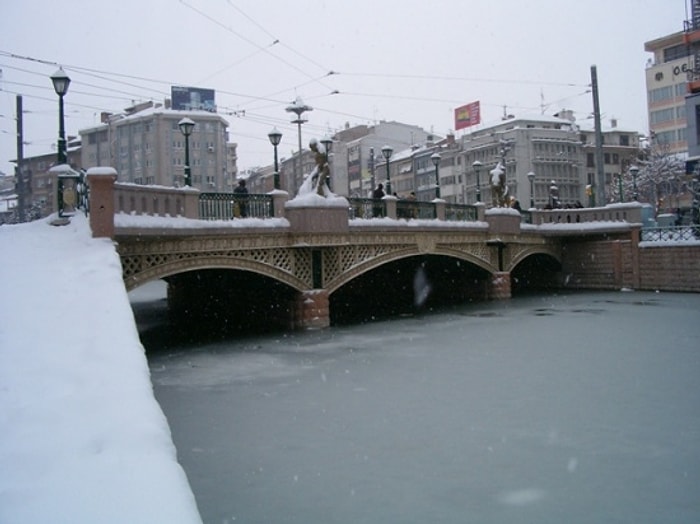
0, 214, 202, 524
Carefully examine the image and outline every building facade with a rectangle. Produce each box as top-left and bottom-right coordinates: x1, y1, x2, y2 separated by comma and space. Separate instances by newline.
645, 29, 692, 154
11, 138, 82, 218
579, 121, 642, 204
459, 115, 584, 208
80, 102, 236, 190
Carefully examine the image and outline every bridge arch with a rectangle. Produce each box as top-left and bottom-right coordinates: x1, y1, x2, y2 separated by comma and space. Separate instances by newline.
507, 245, 562, 272
123, 255, 309, 292
325, 245, 496, 294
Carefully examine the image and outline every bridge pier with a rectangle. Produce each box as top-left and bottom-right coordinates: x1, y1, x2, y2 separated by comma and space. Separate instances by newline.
488, 271, 512, 299
291, 290, 330, 329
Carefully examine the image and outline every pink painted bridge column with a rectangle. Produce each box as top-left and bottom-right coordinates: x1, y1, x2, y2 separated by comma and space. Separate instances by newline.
86, 167, 117, 238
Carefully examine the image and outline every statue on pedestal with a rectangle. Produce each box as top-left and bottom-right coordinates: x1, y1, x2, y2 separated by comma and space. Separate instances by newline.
490, 162, 509, 207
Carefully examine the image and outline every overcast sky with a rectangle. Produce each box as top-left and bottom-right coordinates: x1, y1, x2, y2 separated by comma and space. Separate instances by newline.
0, 0, 688, 178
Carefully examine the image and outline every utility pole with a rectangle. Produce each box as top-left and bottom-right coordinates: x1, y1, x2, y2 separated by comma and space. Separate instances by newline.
369, 146, 375, 196
15, 95, 25, 222
591, 65, 605, 207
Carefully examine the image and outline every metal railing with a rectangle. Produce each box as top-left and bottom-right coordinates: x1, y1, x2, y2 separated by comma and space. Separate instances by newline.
199, 192, 274, 220
348, 198, 384, 219
640, 225, 700, 242
398, 200, 436, 219
444, 203, 478, 222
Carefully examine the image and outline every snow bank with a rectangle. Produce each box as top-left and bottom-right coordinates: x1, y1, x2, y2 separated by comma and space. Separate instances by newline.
0, 214, 201, 524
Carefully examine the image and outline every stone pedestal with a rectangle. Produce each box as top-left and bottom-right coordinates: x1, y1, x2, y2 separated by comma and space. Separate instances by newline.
292, 289, 330, 329
285, 199, 349, 234
485, 209, 521, 235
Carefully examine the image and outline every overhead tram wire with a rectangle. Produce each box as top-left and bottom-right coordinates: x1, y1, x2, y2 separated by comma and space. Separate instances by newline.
1, 50, 309, 115
222, 0, 336, 78
179, 0, 337, 94
196, 41, 279, 85
340, 70, 588, 89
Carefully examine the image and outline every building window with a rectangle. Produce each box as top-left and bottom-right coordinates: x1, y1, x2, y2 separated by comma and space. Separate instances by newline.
663, 44, 690, 62
649, 85, 674, 103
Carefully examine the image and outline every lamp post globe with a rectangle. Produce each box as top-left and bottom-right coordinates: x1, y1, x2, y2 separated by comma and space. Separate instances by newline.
381, 145, 393, 195
431, 152, 441, 199
51, 67, 71, 165
268, 127, 283, 190
629, 165, 639, 201
178, 117, 195, 187
320, 135, 333, 153
527, 171, 536, 208
472, 160, 482, 202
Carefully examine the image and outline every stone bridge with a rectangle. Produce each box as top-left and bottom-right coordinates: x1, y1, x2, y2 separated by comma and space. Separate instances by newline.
84, 168, 649, 329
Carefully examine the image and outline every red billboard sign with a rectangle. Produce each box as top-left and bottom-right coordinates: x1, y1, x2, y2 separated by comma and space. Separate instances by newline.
454, 101, 480, 130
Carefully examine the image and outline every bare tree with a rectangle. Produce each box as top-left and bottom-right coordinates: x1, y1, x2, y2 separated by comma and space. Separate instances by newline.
616, 140, 686, 213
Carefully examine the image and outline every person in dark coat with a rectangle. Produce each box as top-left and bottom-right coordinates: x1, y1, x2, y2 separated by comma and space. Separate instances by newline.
372, 183, 385, 217
233, 179, 249, 217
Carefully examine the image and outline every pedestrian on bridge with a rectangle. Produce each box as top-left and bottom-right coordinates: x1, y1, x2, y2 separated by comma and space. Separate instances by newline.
373, 183, 385, 218
233, 179, 249, 218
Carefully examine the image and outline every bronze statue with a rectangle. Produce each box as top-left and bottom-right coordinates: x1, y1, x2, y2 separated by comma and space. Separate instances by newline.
309, 138, 331, 196
490, 162, 509, 207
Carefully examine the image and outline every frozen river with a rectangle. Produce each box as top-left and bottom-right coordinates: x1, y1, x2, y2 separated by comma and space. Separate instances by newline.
134, 287, 700, 524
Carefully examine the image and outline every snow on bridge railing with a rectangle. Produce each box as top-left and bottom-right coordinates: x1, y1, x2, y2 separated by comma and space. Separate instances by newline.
529, 203, 644, 225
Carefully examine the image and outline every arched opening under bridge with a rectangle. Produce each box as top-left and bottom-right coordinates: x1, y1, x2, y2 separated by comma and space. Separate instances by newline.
510, 253, 563, 295
152, 268, 299, 344
330, 254, 492, 325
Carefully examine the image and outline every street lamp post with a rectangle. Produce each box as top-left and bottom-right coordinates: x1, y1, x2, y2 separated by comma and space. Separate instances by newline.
472, 160, 482, 202
527, 171, 536, 208
431, 152, 441, 199
51, 68, 72, 218
381, 145, 393, 195
268, 127, 282, 190
629, 165, 639, 201
285, 97, 313, 194
617, 172, 624, 203
51, 67, 71, 165
178, 117, 195, 187
320, 135, 333, 192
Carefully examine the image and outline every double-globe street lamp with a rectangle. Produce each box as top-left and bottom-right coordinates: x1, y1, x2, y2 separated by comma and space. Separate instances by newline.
381, 144, 393, 195
268, 127, 282, 190
286, 97, 313, 195
431, 152, 441, 199
472, 160, 482, 202
178, 117, 195, 187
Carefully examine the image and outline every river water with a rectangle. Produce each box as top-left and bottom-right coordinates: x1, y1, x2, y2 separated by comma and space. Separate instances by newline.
132, 284, 700, 524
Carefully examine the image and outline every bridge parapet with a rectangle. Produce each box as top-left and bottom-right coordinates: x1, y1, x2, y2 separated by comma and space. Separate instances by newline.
530, 203, 643, 225
114, 182, 199, 219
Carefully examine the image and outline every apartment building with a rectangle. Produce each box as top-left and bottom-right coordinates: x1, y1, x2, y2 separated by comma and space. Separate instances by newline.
645, 25, 692, 154
80, 102, 236, 190
460, 114, 584, 208
579, 120, 642, 204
